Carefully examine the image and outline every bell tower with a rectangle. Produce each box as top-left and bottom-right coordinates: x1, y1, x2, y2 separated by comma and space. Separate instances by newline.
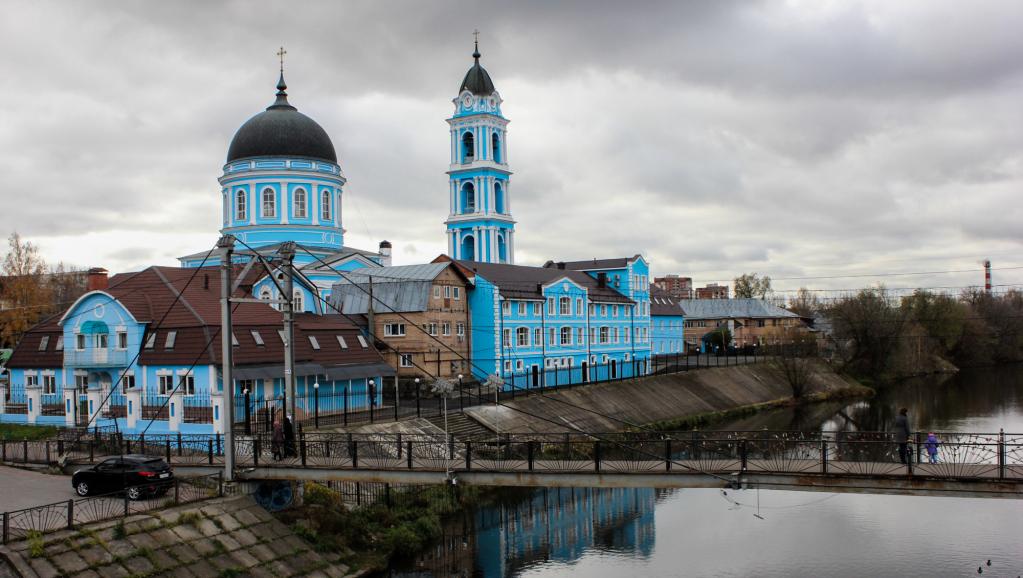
445, 35, 515, 263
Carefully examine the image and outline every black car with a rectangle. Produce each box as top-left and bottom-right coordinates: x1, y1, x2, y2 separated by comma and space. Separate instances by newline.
71, 455, 174, 499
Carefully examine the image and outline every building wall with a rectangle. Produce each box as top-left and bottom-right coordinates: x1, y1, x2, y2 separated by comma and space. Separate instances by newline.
683, 316, 806, 349
651, 314, 685, 355
369, 268, 472, 378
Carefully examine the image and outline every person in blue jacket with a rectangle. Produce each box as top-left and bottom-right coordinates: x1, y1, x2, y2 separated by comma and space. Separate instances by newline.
925, 432, 940, 464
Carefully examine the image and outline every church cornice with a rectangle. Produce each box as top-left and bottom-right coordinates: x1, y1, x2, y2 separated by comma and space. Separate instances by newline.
447, 161, 512, 175
219, 172, 347, 187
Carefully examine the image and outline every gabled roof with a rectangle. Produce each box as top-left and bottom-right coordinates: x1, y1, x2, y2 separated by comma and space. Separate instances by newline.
5, 314, 63, 369
456, 260, 633, 304
329, 263, 470, 315
543, 255, 644, 271
679, 299, 801, 320
649, 286, 684, 317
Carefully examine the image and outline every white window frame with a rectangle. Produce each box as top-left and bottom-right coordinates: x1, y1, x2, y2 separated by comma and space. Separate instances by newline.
384, 323, 406, 337
516, 327, 529, 347
434, 286, 441, 299
549, 327, 556, 346
442, 322, 451, 336
547, 298, 555, 315
158, 374, 174, 396
76, 333, 86, 350
576, 298, 583, 316
577, 327, 584, 344
116, 331, 127, 350
120, 373, 135, 394
456, 323, 465, 337
357, 335, 369, 348
518, 302, 526, 316
55, 336, 63, 351
38, 336, 49, 351
560, 326, 572, 346
309, 335, 321, 350
293, 187, 307, 219
515, 360, 524, 372
533, 302, 541, 316
95, 333, 108, 349
42, 374, 57, 395
164, 331, 176, 350
336, 335, 348, 349
235, 190, 246, 221
559, 297, 571, 316
293, 289, 303, 312
262, 187, 276, 218
251, 330, 264, 346
453, 287, 461, 300
399, 354, 413, 368
503, 360, 512, 375
321, 189, 332, 221
502, 301, 510, 316
503, 328, 512, 348
25, 374, 38, 387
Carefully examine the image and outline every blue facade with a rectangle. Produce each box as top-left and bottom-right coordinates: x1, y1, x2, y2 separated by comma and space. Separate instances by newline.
445, 50, 515, 264
651, 314, 686, 355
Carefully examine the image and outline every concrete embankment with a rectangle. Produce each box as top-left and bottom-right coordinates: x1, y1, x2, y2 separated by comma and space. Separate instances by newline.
464, 361, 870, 434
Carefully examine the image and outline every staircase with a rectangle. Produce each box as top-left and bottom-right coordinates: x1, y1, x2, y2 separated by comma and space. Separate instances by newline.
426, 412, 494, 439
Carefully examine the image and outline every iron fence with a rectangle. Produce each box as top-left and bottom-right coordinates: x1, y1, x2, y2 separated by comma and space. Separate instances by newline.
0, 472, 223, 544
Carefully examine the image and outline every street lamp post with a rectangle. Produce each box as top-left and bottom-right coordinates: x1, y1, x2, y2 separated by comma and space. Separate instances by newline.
368, 379, 375, 423
313, 381, 319, 429
414, 377, 421, 418
430, 378, 456, 481
457, 374, 464, 412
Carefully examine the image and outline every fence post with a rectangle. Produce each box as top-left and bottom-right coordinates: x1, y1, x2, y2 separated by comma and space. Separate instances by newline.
57, 439, 64, 457
351, 440, 358, 469
739, 439, 748, 472
415, 384, 421, 418
998, 428, 1005, 480
465, 441, 472, 470
207, 439, 213, 465
3, 511, 8, 544
914, 431, 922, 464
385, 483, 392, 508
407, 440, 413, 469
396, 433, 403, 459
594, 441, 601, 472
665, 439, 672, 472
1, 440, 5, 462
123, 491, 129, 517
527, 441, 535, 471
46, 441, 50, 464
300, 430, 307, 467
140, 434, 145, 456
449, 434, 455, 460
218, 471, 224, 497
67, 499, 74, 530
165, 439, 170, 463
314, 393, 319, 429
343, 386, 348, 427
253, 437, 260, 467
178, 432, 183, 457
23, 439, 28, 463
89, 440, 95, 462
821, 438, 828, 474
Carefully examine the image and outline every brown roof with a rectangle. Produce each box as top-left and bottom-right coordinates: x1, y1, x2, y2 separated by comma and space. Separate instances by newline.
649, 285, 684, 317
455, 260, 633, 304
10, 266, 388, 370
5, 314, 64, 369
542, 255, 643, 271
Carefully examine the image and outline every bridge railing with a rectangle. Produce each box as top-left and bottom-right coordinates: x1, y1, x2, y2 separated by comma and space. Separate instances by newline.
4, 430, 1021, 482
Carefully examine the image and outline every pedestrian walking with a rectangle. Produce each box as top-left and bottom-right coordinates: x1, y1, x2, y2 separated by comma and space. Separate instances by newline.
895, 407, 911, 465
283, 413, 296, 458
271, 416, 284, 461
925, 432, 940, 464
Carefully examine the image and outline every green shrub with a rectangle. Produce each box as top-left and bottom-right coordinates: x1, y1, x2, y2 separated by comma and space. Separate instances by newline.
113, 521, 127, 540
177, 511, 201, 526
26, 531, 45, 558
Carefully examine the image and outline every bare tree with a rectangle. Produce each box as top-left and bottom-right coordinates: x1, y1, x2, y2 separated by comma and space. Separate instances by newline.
772, 329, 818, 399
787, 288, 821, 318
0, 233, 52, 347
826, 287, 907, 381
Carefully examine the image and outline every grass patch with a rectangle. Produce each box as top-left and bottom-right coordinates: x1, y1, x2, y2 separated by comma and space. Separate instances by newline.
0, 424, 58, 441
177, 511, 201, 527
26, 531, 45, 558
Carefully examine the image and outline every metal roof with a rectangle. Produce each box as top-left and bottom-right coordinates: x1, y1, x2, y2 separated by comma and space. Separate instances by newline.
328, 264, 454, 314
679, 299, 800, 320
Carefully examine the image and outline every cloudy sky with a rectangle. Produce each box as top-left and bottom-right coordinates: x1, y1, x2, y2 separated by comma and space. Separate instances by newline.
1, 0, 1021, 296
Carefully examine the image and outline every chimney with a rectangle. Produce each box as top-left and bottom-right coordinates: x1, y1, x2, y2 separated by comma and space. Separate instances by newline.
378, 240, 392, 267
87, 267, 108, 291
597, 272, 607, 288
984, 259, 992, 293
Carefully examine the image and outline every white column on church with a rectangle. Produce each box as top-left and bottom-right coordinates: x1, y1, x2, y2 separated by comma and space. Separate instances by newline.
248, 184, 256, 225
508, 230, 515, 263
312, 186, 320, 225
504, 180, 511, 214
490, 228, 498, 263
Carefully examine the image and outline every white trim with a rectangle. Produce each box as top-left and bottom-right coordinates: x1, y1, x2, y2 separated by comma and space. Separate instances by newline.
58, 291, 140, 326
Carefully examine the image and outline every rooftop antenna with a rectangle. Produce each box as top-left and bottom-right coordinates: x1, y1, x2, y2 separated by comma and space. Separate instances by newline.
472, 29, 480, 59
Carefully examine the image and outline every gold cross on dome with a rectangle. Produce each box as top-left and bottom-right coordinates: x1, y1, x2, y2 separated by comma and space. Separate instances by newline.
276, 46, 287, 73
473, 29, 479, 49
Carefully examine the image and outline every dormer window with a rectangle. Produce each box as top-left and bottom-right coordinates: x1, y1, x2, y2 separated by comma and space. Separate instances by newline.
164, 331, 176, 350
261, 187, 275, 218
462, 131, 475, 163
293, 187, 307, 219
38, 336, 49, 351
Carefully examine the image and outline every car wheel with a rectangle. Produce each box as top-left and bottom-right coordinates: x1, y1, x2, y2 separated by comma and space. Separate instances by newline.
75, 481, 90, 497
126, 486, 142, 501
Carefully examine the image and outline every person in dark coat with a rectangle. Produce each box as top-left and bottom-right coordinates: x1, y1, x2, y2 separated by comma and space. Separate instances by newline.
894, 408, 911, 464
271, 417, 284, 461
283, 413, 296, 458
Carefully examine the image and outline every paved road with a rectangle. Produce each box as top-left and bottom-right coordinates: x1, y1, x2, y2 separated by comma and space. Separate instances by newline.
0, 465, 74, 512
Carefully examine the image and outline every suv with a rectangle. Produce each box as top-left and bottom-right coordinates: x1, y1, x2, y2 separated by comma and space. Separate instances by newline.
71, 455, 174, 499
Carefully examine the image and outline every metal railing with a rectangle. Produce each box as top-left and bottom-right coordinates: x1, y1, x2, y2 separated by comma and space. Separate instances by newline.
1, 472, 223, 544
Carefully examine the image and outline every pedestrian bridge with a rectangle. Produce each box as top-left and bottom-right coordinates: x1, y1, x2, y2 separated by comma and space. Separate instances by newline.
29, 429, 1023, 499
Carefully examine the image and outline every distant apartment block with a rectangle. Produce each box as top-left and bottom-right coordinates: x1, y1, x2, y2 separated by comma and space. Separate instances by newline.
653, 275, 693, 299
695, 283, 729, 300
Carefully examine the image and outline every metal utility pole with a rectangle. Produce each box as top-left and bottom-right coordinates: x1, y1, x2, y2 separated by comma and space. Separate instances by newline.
281, 242, 297, 421
218, 235, 236, 482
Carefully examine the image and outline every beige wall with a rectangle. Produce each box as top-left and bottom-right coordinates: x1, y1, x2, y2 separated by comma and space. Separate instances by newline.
371, 268, 472, 378
684, 316, 808, 347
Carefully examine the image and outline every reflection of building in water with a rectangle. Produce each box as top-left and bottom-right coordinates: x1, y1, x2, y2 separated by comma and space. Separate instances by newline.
474, 487, 658, 577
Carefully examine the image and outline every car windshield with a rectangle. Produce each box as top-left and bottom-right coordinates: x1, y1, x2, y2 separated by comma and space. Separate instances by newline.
143, 459, 166, 466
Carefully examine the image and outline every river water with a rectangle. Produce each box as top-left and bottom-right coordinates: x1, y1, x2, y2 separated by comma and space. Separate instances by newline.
391, 365, 1023, 577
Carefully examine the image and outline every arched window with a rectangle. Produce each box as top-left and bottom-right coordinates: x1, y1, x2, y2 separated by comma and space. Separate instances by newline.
293, 188, 307, 219
516, 327, 529, 347
321, 190, 331, 221
261, 188, 275, 218
462, 131, 475, 163
235, 190, 247, 221
461, 182, 476, 213
293, 289, 304, 312
492, 132, 501, 163
460, 234, 476, 261
259, 287, 271, 301
497, 234, 508, 263
494, 182, 505, 214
